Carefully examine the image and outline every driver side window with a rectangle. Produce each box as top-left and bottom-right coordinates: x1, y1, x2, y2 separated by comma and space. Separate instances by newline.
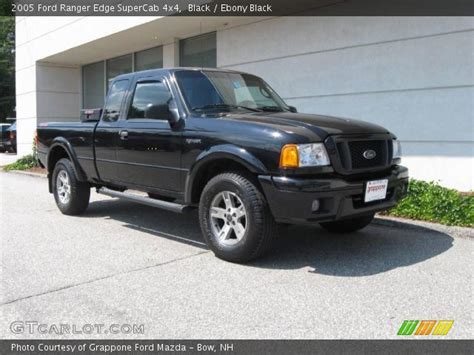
128, 81, 171, 119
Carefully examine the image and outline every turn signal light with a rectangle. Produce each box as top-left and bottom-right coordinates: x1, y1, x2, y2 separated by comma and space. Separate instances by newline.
279, 144, 299, 168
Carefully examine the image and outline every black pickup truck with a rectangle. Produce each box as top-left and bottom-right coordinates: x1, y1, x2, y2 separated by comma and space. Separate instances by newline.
37, 68, 408, 262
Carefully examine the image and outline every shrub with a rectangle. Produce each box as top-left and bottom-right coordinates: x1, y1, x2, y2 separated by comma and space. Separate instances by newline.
385, 179, 474, 227
3, 153, 39, 171
4, 138, 40, 171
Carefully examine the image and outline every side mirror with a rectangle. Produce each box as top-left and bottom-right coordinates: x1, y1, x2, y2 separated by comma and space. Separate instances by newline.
167, 98, 180, 124
145, 99, 180, 124
288, 106, 297, 113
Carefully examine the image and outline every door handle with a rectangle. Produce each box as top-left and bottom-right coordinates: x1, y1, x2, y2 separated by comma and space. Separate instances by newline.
119, 130, 128, 140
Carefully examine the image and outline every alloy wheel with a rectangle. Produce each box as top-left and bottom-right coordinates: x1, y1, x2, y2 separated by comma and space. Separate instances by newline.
209, 191, 247, 246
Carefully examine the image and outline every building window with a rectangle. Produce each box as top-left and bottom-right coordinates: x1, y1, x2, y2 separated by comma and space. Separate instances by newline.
107, 54, 132, 89
135, 46, 163, 71
82, 45, 164, 108
180, 32, 216, 68
82, 61, 105, 109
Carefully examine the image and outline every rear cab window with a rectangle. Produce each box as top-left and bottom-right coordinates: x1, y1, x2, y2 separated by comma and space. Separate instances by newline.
102, 79, 129, 122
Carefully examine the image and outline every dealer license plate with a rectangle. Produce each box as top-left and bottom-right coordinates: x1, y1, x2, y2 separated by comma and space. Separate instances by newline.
364, 179, 388, 203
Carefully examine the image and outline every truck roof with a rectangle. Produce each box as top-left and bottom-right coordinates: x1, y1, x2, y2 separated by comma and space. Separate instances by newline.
113, 67, 247, 81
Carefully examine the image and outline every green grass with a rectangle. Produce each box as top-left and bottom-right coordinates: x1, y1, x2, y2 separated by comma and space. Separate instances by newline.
3, 154, 39, 171
385, 179, 474, 227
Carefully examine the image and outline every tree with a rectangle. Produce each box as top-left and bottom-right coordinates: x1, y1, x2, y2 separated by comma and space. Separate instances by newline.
0, 14, 15, 123
0, 0, 13, 17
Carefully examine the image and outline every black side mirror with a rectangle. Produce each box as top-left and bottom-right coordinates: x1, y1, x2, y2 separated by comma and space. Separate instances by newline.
145, 99, 180, 124
167, 98, 180, 124
145, 103, 169, 119
288, 106, 297, 113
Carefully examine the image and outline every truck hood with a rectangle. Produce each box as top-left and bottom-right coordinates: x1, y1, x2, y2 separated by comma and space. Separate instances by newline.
224, 111, 389, 140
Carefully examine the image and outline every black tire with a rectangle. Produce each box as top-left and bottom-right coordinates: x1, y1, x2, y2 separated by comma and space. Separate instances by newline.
52, 158, 90, 215
199, 172, 276, 263
320, 214, 374, 233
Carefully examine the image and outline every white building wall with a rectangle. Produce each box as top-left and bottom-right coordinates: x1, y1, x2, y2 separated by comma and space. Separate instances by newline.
217, 17, 474, 191
15, 16, 474, 190
15, 16, 158, 156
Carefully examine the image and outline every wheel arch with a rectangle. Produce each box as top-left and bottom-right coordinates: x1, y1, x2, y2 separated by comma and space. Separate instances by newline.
47, 138, 87, 192
184, 145, 267, 205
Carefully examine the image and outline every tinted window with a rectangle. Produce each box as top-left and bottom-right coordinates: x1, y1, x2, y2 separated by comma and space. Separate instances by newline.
102, 80, 129, 122
135, 46, 163, 71
180, 32, 216, 68
128, 81, 171, 119
175, 70, 288, 112
175, 71, 223, 110
82, 61, 105, 108
107, 54, 132, 90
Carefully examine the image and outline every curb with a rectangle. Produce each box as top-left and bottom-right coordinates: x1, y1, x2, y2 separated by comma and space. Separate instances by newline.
374, 215, 473, 239
7, 170, 47, 178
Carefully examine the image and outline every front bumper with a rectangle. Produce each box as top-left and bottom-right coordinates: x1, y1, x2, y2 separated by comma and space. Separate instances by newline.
258, 165, 408, 225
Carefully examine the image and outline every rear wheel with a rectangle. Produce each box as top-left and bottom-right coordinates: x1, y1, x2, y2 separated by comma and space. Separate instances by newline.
199, 172, 276, 263
52, 158, 90, 215
320, 214, 374, 233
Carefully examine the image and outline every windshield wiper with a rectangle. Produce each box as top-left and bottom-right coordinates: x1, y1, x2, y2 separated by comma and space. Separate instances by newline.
192, 103, 262, 113
259, 106, 285, 112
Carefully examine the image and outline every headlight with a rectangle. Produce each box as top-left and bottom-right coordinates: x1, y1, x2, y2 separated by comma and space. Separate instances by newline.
280, 143, 330, 168
392, 140, 402, 163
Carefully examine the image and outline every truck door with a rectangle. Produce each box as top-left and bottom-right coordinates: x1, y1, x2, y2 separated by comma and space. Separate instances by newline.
94, 79, 129, 183
115, 77, 183, 192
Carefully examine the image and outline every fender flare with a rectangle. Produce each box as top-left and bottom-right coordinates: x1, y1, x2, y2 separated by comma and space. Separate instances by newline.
184, 144, 268, 204
47, 137, 88, 183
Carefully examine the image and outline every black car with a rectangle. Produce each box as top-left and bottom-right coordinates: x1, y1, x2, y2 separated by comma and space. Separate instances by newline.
0, 124, 12, 152
5, 122, 16, 153
37, 68, 408, 262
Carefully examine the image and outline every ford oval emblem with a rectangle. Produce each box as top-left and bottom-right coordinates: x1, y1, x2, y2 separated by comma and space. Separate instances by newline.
363, 149, 377, 160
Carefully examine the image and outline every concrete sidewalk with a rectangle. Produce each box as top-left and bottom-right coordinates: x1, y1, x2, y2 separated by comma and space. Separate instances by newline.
0, 152, 18, 166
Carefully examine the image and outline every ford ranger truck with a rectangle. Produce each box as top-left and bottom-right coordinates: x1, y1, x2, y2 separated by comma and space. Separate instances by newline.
37, 68, 408, 263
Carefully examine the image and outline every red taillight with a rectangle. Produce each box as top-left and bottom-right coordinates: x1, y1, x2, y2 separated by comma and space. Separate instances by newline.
9, 131, 14, 140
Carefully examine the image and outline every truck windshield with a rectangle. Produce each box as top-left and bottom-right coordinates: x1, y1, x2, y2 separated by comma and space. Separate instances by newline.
174, 70, 290, 114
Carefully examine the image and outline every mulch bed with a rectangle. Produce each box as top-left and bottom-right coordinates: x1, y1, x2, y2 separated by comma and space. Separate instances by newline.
26, 167, 47, 174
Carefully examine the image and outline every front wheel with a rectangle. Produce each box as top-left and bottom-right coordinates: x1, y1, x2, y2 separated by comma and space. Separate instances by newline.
320, 214, 374, 233
199, 172, 276, 263
52, 158, 90, 215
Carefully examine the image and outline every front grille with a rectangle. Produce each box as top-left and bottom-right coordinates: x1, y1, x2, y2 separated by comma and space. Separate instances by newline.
348, 140, 385, 169
328, 135, 393, 174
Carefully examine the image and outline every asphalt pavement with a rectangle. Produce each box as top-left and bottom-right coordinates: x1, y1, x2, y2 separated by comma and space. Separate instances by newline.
0, 171, 472, 339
